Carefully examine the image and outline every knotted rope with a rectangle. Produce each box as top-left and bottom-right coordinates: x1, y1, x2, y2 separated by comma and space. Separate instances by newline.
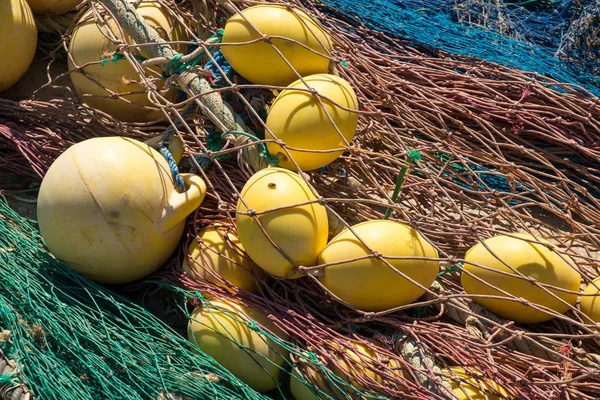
96, 0, 268, 172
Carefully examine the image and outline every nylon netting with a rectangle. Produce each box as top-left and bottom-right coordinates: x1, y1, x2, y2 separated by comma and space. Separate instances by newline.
1, 0, 600, 399
320, 0, 600, 97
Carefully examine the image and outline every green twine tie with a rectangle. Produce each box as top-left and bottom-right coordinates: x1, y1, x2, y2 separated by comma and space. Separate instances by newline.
383, 149, 421, 219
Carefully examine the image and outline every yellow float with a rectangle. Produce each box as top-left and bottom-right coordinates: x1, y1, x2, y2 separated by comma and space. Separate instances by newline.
446, 367, 512, 400
318, 220, 440, 312
187, 299, 290, 392
266, 74, 359, 171
37, 136, 206, 284
461, 233, 581, 324
290, 340, 406, 399
236, 167, 328, 278
0, 0, 37, 93
182, 224, 264, 294
68, 2, 187, 122
26, 0, 80, 15
579, 277, 600, 345
221, 4, 333, 86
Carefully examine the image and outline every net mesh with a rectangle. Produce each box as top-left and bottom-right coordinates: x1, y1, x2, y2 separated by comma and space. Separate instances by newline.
1, 0, 600, 399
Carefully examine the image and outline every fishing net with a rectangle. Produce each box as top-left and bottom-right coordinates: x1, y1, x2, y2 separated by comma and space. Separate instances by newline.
322, 0, 600, 97
1, 0, 600, 399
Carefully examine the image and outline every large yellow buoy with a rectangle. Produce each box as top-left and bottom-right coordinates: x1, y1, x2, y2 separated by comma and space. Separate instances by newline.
318, 220, 440, 312
236, 167, 328, 278
182, 224, 264, 294
26, 0, 80, 15
579, 277, 600, 345
68, 2, 187, 122
0, 0, 37, 93
445, 367, 512, 400
266, 74, 359, 172
290, 340, 406, 399
461, 233, 581, 324
221, 5, 333, 86
37, 136, 206, 284
188, 299, 290, 392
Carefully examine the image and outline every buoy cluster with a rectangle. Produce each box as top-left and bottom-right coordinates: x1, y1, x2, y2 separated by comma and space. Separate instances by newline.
21, 2, 598, 400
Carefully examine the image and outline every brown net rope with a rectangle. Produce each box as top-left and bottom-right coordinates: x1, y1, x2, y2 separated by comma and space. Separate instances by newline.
2, 0, 600, 398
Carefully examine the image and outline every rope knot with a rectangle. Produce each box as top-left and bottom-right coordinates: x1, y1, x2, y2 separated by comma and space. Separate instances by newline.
164, 53, 185, 77
246, 321, 260, 332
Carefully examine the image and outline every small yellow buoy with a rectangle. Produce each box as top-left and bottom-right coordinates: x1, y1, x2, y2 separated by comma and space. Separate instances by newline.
182, 224, 264, 294
266, 74, 359, 171
26, 0, 80, 15
188, 299, 290, 392
68, 2, 187, 122
236, 167, 329, 278
318, 220, 440, 312
461, 233, 581, 324
290, 340, 406, 399
0, 0, 37, 92
578, 277, 600, 345
445, 367, 512, 400
37, 137, 206, 284
290, 366, 331, 400
221, 5, 333, 86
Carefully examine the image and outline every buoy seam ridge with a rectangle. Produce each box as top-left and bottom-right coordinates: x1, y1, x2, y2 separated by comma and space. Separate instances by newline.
70, 147, 142, 270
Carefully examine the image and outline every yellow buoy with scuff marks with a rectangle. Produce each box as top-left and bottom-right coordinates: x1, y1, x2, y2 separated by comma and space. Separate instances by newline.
290, 339, 407, 399
236, 167, 329, 278
266, 74, 359, 172
182, 224, 265, 294
461, 233, 581, 324
0, 0, 37, 92
446, 367, 512, 400
37, 136, 206, 284
188, 299, 290, 392
318, 220, 440, 312
221, 5, 333, 86
68, 2, 188, 122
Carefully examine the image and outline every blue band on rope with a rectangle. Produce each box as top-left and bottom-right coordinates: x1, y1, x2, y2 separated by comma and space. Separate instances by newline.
160, 146, 186, 192
159, 104, 197, 192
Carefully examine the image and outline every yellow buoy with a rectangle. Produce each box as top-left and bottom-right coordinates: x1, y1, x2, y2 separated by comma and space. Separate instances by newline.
68, 2, 187, 122
236, 167, 328, 278
446, 367, 512, 400
266, 74, 359, 172
579, 277, 600, 345
37, 136, 206, 284
461, 233, 581, 324
318, 220, 440, 312
290, 340, 406, 399
182, 224, 264, 294
0, 0, 37, 92
290, 366, 330, 400
26, 0, 80, 15
221, 5, 333, 86
188, 299, 290, 392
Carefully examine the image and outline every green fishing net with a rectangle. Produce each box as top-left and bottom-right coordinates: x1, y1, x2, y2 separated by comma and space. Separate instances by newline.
0, 196, 379, 400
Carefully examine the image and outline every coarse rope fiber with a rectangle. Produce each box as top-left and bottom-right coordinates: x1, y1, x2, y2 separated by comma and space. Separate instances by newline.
1, 0, 600, 398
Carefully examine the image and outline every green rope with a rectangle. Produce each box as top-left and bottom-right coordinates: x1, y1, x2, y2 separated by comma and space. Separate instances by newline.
0, 374, 15, 386
383, 149, 421, 220
437, 263, 462, 277
163, 29, 224, 79
100, 53, 147, 67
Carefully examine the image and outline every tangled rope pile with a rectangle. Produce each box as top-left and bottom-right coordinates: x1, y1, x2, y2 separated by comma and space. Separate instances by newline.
1, 0, 600, 399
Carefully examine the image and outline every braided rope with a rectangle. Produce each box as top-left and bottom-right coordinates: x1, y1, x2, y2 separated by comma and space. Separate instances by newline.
97, 0, 268, 173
